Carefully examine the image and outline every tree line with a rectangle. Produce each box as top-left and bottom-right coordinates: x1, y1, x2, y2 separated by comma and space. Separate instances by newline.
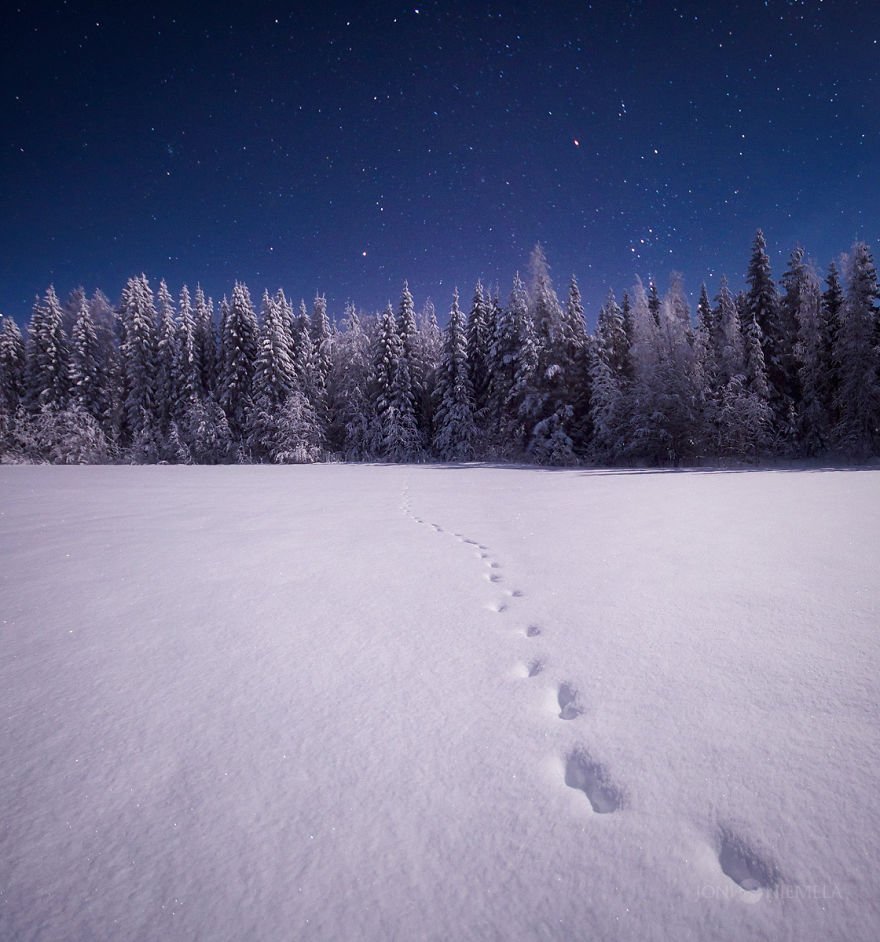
0, 232, 878, 466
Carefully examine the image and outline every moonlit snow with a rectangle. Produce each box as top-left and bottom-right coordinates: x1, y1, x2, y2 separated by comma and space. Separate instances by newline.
2, 465, 879, 941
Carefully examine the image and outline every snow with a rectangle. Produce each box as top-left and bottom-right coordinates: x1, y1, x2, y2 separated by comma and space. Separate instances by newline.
2, 464, 879, 941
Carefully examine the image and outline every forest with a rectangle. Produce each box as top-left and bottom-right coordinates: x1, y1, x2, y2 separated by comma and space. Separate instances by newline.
0, 231, 878, 466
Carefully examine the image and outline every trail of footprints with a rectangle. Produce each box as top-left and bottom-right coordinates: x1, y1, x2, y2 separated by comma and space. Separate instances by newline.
399, 482, 778, 894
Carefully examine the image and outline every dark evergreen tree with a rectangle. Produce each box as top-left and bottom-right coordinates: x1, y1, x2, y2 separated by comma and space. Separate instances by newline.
218, 281, 259, 443
0, 315, 26, 414
818, 261, 843, 428
69, 294, 109, 424
26, 286, 70, 411
466, 280, 493, 425
834, 243, 880, 455
433, 290, 478, 461
119, 275, 160, 451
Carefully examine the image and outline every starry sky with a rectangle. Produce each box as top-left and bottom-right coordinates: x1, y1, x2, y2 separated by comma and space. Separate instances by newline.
2, 0, 878, 323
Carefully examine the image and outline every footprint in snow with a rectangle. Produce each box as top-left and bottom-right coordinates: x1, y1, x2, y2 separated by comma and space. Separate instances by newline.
717, 827, 779, 892
486, 601, 508, 614
505, 589, 524, 598
484, 572, 503, 584
557, 683, 584, 720
528, 659, 544, 677
526, 625, 541, 637
564, 748, 624, 814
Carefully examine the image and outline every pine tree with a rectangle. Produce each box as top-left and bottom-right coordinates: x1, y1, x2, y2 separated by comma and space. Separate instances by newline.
119, 274, 159, 448
26, 286, 70, 411
327, 302, 371, 459
173, 285, 202, 410
310, 294, 333, 391
194, 285, 217, 397
466, 280, 493, 424
0, 315, 26, 414
155, 279, 177, 431
647, 279, 661, 326
693, 283, 719, 454
745, 230, 789, 419
370, 303, 420, 460
218, 281, 259, 443
69, 294, 109, 424
781, 248, 825, 452
524, 246, 579, 463
834, 243, 880, 456
396, 281, 426, 443
250, 290, 298, 459
561, 276, 591, 453
488, 272, 534, 454
818, 261, 843, 429
433, 290, 477, 461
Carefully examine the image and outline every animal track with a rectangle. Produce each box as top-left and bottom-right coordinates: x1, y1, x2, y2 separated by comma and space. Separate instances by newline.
557, 683, 584, 720
487, 601, 508, 614
485, 572, 502, 584
718, 828, 778, 892
526, 625, 541, 637
506, 588, 524, 598
564, 748, 624, 814
528, 659, 544, 677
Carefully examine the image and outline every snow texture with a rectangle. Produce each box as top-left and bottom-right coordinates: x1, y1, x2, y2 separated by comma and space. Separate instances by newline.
2, 464, 879, 941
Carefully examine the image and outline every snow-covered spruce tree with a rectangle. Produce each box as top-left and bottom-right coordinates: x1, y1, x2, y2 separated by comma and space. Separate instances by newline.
119, 274, 160, 453
714, 276, 745, 385
524, 244, 573, 463
589, 290, 631, 462
26, 286, 70, 411
249, 290, 298, 460
647, 279, 661, 327
311, 294, 333, 392
818, 261, 844, 433
561, 276, 592, 454
655, 276, 699, 464
69, 294, 110, 425
432, 290, 477, 461
396, 281, 427, 445
326, 302, 372, 459
781, 248, 826, 453
155, 279, 178, 434
624, 277, 667, 463
487, 272, 534, 456
218, 281, 259, 446
692, 283, 720, 456
466, 280, 493, 435
173, 285, 202, 411
292, 299, 320, 402
416, 298, 442, 442
0, 315, 26, 414
745, 229, 790, 423
369, 302, 421, 461
193, 285, 217, 397
833, 242, 880, 456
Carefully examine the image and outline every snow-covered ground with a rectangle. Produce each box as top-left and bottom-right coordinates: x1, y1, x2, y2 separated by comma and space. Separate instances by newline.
2, 464, 879, 942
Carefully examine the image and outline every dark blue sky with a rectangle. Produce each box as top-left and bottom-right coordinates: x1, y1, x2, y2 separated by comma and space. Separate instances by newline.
2, 0, 878, 323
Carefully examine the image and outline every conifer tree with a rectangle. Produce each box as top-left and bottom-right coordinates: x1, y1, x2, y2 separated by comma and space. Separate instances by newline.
834, 243, 880, 455
194, 285, 217, 397
466, 280, 493, 424
69, 294, 109, 424
155, 279, 177, 431
0, 315, 26, 414
327, 302, 371, 459
818, 261, 843, 428
218, 281, 259, 443
370, 303, 420, 460
26, 286, 70, 411
433, 290, 477, 461
174, 285, 202, 410
119, 274, 159, 449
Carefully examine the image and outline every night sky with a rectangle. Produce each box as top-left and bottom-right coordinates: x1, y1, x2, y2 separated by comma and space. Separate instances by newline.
2, 0, 878, 323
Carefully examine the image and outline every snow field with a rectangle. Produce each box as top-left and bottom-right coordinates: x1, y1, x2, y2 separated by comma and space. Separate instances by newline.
2, 464, 879, 941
